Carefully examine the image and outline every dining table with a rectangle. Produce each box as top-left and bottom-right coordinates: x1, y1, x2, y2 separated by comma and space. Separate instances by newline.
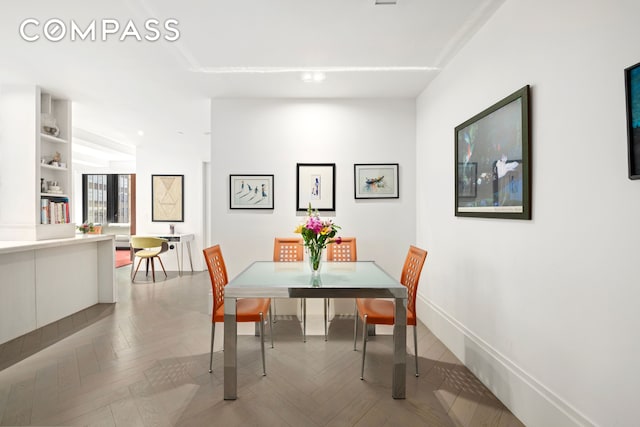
223, 260, 408, 399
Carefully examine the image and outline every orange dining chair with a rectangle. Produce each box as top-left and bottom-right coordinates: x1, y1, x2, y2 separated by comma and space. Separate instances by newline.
130, 236, 169, 282
324, 237, 357, 340
273, 237, 306, 339
203, 244, 273, 376
326, 237, 357, 262
353, 245, 427, 380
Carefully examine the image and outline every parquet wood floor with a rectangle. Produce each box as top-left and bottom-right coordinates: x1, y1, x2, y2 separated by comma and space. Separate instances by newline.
0, 268, 525, 426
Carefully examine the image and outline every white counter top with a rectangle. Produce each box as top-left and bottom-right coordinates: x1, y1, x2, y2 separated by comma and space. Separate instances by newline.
0, 234, 114, 255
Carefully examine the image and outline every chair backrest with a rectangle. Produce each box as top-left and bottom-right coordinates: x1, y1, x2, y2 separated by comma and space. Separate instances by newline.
326, 237, 357, 262
203, 245, 228, 316
400, 245, 428, 316
130, 236, 167, 250
273, 237, 304, 262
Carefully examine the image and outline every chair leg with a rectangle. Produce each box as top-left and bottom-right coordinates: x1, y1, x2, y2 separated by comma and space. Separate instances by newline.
324, 298, 328, 341
353, 301, 358, 351
259, 312, 266, 376
209, 322, 215, 373
360, 314, 368, 380
302, 298, 307, 343
156, 256, 168, 278
150, 258, 156, 282
413, 324, 419, 377
132, 258, 144, 282
269, 305, 274, 349
272, 299, 277, 323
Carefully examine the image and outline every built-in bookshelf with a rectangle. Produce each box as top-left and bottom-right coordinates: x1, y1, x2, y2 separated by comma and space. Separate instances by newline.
0, 85, 74, 240
37, 90, 74, 238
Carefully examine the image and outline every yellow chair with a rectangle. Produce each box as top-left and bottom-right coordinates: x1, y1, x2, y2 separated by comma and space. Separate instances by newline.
130, 236, 169, 282
324, 237, 357, 340
354, 245, 427, 379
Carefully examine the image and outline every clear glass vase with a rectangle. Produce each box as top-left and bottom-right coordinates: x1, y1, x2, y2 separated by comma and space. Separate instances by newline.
308, 246, 323, 277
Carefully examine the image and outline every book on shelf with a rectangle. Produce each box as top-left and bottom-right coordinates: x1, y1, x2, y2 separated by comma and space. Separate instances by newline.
40, 196, 70, 224
40, 198, 49, 224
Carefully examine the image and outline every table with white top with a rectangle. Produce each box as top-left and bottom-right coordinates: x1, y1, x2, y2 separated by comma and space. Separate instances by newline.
140, 233, 194, 276
223, 260, 407, 400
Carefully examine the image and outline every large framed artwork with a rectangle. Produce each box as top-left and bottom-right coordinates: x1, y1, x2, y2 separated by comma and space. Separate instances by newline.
625, 61, 640, 179
152, 174, 184, 222
354, 163, 399, 199
455, 85, 531, 219
296, 163, 335, 211
229, 174, 274, 209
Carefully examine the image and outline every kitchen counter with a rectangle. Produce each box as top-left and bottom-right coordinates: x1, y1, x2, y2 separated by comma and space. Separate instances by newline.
0, 234, 116, 344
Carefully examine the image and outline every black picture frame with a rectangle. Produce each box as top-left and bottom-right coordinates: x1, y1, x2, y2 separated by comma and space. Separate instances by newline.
625, 61, 640, 179
296, 163, 335, 211
354, 163, 399, 199
454, 85, 531, 220
229, 174, 274, 209
152, 174, 184, 222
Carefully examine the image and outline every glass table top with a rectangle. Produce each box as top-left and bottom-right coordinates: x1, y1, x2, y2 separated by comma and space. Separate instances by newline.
225, 261, 407, 299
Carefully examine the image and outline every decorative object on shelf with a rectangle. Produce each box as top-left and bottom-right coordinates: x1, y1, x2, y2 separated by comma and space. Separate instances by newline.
41, 114, 60, 137
455, 85, 531, 220
354, 163, 400, 199
77, 222, 95, 234
41, 178, 47, 193
296, 163, 336, 211
295, 203, 341, 278
152, 174, 184, 222
625, 61, 640, 179
49, 151, 62, 166
229, 174, 274, 209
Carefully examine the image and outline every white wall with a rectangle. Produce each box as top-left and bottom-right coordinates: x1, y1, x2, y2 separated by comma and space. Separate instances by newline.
135, 140, 207, 271
210, 98, 416, 295
416, 1, 640, 426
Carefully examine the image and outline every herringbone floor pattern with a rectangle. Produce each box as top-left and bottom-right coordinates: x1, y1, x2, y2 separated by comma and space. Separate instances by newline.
0, 267, 524, 426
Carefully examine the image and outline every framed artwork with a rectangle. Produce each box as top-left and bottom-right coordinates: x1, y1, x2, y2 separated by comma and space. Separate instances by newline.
229, 174, 274, 209
152, 174, 184, 222
454, 85, 531, 220
625, 61, 640, 179
296, 163, 335, 211
354, 163, 399, 199
457, 162, 477, 198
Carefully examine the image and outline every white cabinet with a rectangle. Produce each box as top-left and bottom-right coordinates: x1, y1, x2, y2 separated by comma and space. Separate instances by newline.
0, 85, 74, 240
0, 235, 116, 345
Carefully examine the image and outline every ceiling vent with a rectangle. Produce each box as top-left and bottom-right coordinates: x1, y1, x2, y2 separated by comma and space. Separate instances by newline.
375, 0, 397, 4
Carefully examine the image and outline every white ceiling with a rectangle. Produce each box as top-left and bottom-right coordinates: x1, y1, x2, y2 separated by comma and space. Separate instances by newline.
0, 0, 505, 153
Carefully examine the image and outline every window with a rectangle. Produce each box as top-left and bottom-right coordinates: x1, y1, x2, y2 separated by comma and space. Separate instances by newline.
82, 174, 131, 224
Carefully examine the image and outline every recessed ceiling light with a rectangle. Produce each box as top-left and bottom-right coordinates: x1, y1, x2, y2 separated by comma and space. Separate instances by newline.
375, 0, 397, 4
137, 130, 144, 136
301, 71, 326, 83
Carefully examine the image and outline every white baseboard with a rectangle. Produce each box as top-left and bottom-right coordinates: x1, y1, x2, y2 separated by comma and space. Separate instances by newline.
416, 295, 596, 427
